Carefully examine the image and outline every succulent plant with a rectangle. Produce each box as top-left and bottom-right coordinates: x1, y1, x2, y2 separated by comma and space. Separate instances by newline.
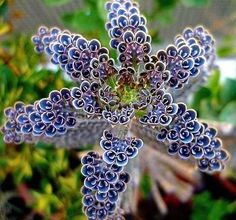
1, 0, 230, 219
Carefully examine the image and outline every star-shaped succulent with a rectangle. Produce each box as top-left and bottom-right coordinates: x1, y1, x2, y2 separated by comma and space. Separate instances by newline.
1, 0, 230, 219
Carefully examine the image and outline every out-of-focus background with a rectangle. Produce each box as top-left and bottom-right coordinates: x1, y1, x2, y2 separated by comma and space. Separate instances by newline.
0, 0, 236, 219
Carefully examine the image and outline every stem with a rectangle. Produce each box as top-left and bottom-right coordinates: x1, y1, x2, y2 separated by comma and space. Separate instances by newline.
120, 154, 140, 214
111, 124, 129, 139
150, 177, 168, 215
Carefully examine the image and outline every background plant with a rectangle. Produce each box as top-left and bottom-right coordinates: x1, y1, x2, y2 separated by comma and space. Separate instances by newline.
0, 0, 235, 220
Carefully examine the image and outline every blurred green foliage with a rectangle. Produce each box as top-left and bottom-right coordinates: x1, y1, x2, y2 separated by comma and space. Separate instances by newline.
43, 0, 72, 7
191, 191, 236, 220
218, 36, 236, 58
61, 0, 110, 48
180, 0, 210, 7
140, 173, 152, 198
60, 0, 212, 45
191, 70, 236, 126
148, 0, 210, 39
0, 144, 84, 219
0, 35, 71, 124
0, 0, 11, 36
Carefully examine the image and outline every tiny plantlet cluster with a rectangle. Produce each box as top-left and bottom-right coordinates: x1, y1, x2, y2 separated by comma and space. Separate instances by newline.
0, 0, 230, 219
